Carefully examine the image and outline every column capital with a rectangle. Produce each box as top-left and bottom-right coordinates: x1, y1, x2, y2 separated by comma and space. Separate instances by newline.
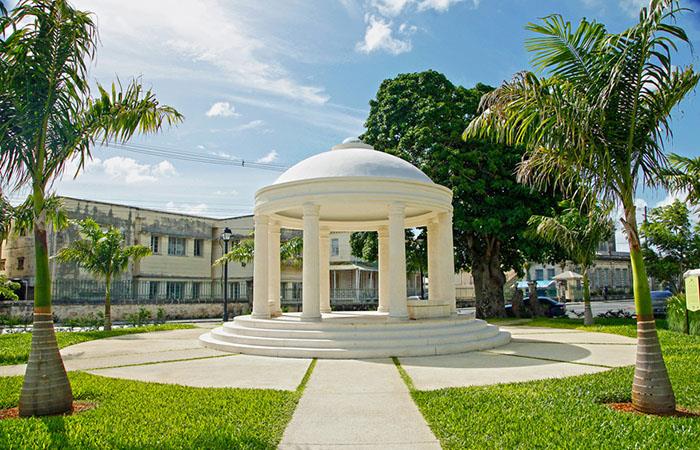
388, 202, 405, 215
254, 214, 269, 226
377, 225, 389, 238
303, 203, 320, 216
320, 227, 331, 238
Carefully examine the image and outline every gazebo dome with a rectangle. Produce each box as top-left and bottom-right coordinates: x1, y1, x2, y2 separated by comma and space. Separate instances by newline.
273, 141, 433, 185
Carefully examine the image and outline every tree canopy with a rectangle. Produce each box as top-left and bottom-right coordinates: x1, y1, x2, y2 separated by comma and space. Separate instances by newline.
641, 199, 700, 292
361, 70, 563, 317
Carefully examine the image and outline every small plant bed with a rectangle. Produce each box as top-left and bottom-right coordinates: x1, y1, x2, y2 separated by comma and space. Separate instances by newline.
607, 402, 700, 418
404, 318, 700, 449
0, 324, 194, 366
0, 401, 96, 420
0, 372, 301, 448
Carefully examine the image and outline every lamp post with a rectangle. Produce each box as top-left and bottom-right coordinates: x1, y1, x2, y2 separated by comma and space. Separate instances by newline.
221, 227, 233, 322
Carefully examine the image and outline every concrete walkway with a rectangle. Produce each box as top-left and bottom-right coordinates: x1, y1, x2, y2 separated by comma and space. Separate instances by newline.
279, 359, 440, 449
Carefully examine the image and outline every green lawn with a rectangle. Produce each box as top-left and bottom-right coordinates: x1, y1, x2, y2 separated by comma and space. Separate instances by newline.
0, 324, 194, 366
0, 368, 309, 449
406, 318, 700, 449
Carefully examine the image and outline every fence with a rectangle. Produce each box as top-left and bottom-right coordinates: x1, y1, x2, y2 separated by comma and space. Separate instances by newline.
49, 279, 425, 307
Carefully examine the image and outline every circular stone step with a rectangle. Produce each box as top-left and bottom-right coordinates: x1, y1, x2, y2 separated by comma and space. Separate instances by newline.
200, 312, 510, 359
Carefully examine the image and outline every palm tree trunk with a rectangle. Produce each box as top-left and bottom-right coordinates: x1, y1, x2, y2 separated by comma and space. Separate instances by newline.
18, 193, 72, 417
104, 274, 112, 331
624, 203, 675, 414
582, 267, 593, 326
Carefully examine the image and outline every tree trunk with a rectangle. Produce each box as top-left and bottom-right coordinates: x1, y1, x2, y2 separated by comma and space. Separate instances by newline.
528, 280, 543, 317
104, 274, 112, 331
472, 239, 506, 319
582, 267, 594, 326
19, 194, 73, 417
623, 203, 675, 414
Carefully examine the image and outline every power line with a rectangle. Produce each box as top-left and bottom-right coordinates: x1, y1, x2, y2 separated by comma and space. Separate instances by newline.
107, 142, 289, 172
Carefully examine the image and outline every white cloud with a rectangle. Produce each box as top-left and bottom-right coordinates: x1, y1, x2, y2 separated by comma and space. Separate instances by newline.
206, 101, 240, 118
209, 151, 239, 160
72, 0, 329, 104
399, 22, 418, 34
370, 0, 412, 16
356, 15, 412, 55
416, 0, 463, 12
256, 150, 279, 164
101, 157, 177, 184
237, 120, 266, 131
165, 201, 209, 216
213, 189, 239, 196
618, 0, 648, 17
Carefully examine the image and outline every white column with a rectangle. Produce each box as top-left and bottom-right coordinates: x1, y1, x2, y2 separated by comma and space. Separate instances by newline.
439, 211, 456, 313
377, 226, 389, 313
388, 203, 408, 320
252, 214, 270, 319
427, 217, 442, 305
320, 228, 331, 313
268, 221, 282, 317
302, 203, 321, 321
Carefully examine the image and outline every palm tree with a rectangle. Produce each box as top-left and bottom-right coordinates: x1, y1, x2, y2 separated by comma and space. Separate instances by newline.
666, 154, 700, 206
0, 1, 182, 416
215, 235, 304, 267
56, 218, 152, 331
465, 0, 697, 413
530, 201, 614, 325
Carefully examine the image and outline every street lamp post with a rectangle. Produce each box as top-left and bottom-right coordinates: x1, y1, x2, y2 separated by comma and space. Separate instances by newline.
221, 227, 233, 322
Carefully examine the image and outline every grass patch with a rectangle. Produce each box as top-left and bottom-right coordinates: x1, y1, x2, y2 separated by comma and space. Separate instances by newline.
0, 324, 194, 366
0, 372, 299, 449
407, 318, 700, 449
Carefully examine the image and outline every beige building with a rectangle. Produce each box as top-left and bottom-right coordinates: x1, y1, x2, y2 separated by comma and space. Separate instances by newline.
0, 196, 422, 306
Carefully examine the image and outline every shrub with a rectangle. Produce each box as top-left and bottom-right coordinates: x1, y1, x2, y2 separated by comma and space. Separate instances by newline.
125, 307, 152, 327
666, 294, 700, 335
61, 313, 104, 331
155, 307, 167, 324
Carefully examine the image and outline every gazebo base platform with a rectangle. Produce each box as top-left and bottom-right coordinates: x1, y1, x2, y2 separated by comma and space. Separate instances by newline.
199, 311, 510, 359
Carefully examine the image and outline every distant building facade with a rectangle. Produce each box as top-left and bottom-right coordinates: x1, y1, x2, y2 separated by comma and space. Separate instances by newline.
0, 197, 422, 306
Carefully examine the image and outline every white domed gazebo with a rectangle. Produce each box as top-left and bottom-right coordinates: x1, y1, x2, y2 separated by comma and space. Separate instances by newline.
201, 139, 509, 358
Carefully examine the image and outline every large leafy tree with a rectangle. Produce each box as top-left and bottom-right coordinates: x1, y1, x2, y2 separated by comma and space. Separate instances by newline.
465, 0, 698, 413
56, 218, 152, 331
0, 1, 182, 416
529, 201, 614, 325
641, 200, 700, 292
362, 70, 561, 318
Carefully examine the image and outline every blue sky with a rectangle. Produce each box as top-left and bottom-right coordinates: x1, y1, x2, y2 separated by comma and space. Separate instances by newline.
5, 1, 700, 243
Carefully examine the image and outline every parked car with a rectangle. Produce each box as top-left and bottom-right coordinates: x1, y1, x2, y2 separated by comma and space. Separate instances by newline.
506, 296, 567, 317
650, 290, 673, 318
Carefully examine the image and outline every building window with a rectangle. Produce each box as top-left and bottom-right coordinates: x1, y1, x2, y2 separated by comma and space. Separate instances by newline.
0, 259, 5, 271
622, 268, 629, 287
168, 237, 186, 256
150, 235, 159, 254
167, 282, 184, 300
194, 239, 203, 257
16, 257, 24, 271
149, 281, 159, 300
535, 269, 544, 281
547, 268, 556, 280
331, 238, 339, 257
232, 282, 240, 299
191, 282, 201, 300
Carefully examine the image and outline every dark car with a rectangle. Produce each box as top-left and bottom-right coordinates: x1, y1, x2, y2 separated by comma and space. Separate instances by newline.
506, 296, 567, 317
651, 290, 673, 317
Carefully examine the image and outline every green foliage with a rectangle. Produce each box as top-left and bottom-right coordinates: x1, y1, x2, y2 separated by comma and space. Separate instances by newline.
0, 324, 194, 366
124, 307, 153, 327
666, 294, 700, 335
666, 153, 700, 206
215, 235, 304, 268
61, 313, 104, 331
409, 319, 700, 449
0, 274, 20, 301
0, 372, 299, 448
641, 200, 700, 292
350, 231, 378, 262
350, 230, 426, 278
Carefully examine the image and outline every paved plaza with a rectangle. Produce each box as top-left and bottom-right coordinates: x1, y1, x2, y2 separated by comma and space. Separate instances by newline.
0, 324, 637, 449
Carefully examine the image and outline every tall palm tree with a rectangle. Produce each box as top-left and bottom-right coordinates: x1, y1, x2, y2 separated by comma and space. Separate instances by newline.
0, 1, 182, 416
529, 201, 614, 325
56, 218, 152, 331
666, 154, 700, 206
215, 235, 304, 267
465, 0, 698, 413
